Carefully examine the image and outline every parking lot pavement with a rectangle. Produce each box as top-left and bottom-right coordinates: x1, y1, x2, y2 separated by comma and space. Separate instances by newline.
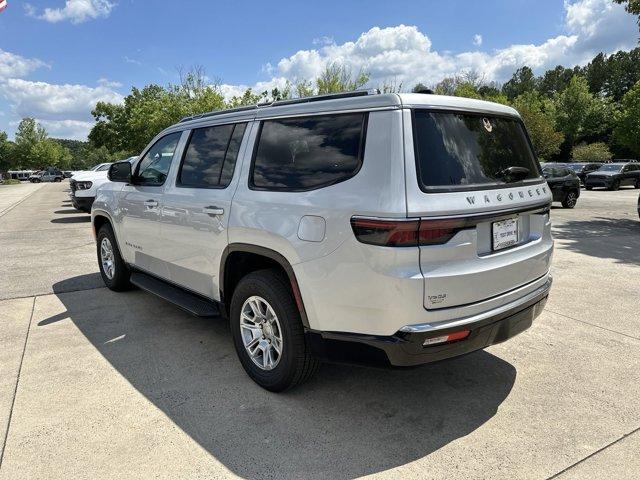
0, 182, 45, 217
0, 184, 639, 479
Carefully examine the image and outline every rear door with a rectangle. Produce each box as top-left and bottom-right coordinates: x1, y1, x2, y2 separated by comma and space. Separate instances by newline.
404, 109, 553, 310
158, 122, 250, 299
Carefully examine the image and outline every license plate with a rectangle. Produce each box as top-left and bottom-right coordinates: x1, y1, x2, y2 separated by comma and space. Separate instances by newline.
492, 218, 518, 251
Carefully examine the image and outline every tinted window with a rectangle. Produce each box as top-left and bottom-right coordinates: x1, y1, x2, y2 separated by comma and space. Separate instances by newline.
96, 164, 111, 172
136, 132, 181, 186
251, 113, 366, 191
179, 123, 246, 188
413, 111, 541, 191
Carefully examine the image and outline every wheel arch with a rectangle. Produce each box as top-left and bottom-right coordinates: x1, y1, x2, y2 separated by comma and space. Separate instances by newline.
220, 243, 310, 328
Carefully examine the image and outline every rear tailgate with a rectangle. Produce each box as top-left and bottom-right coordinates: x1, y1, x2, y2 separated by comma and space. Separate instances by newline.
403, 108, 553, 310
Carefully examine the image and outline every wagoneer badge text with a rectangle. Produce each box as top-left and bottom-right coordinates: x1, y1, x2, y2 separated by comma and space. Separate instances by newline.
466, 186, 547, 206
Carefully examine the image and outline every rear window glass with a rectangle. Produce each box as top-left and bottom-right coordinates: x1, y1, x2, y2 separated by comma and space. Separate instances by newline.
251, 113, 366, 191
413, 110, 541, 191
179, 123, 247, 188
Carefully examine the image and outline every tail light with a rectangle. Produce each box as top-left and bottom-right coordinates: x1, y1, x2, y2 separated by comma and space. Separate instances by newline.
350, 216, 467, 247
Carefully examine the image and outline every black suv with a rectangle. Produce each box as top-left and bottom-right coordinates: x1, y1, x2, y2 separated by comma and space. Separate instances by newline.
542, 165, 581, 208
585, 162, 640, 190
566, 162, 602, 185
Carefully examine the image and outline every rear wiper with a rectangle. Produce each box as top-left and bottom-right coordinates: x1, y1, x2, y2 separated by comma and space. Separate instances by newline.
495, 166, 530, 182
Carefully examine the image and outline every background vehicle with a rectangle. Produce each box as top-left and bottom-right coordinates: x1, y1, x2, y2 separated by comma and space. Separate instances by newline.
70, 158, 137, 213
28, 167, 64, 183
566, 162, 602, 186
542, 165, 580, 208
70, 163, 112, 179
7, 170, 35, 181
92, 91, 553, 391
585, 162, 640, 190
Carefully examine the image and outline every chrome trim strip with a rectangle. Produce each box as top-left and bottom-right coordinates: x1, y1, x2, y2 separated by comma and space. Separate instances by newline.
399, 277, 552, 333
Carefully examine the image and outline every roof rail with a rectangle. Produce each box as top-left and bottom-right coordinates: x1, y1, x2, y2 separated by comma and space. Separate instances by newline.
179, 89, 380, 123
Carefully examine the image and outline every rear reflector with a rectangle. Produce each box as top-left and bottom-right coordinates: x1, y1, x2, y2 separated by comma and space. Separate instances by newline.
423, 330, 470, 346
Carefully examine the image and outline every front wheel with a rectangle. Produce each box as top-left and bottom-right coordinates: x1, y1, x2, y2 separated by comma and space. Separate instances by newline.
586, 186, 593, 190
562, 191, 578, 208
230, 269, 320, 392
609, 180, 620, 191
97, 224, 132, 291
634, 179, 639, 189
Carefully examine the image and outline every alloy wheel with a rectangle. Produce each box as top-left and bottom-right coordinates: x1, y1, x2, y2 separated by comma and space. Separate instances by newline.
100, 237, 115, 280
240, 296, 283, 371
565, 192, 577, 207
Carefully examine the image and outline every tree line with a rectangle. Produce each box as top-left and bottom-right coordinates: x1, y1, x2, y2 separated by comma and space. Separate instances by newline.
1, 47, 639, 173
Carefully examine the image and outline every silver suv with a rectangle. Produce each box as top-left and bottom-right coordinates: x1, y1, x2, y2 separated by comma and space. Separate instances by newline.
92, 91, 553, 391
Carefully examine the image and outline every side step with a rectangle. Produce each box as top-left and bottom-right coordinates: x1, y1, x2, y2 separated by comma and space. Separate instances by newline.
130, 271, 219, 317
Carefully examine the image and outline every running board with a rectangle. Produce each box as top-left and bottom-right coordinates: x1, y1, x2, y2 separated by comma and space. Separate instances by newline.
130, 271, 219, 317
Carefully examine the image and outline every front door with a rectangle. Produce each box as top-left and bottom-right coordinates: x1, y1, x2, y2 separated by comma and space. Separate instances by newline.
159, 122, 250, 299
119, 131, 183, 280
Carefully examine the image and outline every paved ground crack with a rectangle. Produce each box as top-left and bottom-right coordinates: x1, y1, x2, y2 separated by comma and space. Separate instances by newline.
0, 297, 36, 470
546, 308, 640, 341
547, 425, 640, 479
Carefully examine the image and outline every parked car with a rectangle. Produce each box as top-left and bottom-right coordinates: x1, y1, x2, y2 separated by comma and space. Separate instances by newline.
566, 162, 602, 185
542, 165, 580, 208
70, 163, 112, 180
70, 158, 137, 213
92, 91, 553, 391
7, 170, 35, 181
29, 167, 64, 183
638, 193, 640, 219
585, 162, 640, 190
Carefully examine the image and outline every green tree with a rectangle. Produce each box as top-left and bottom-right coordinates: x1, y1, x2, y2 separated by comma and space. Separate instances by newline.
513, 91, 564, 160
613, 80, 640, 155
538, 65, 577, 97
502, 66, 537, 100
13, 118, 48, 169
614, 0, 640, 30
316, 63, 369, 94
0, 131, 15, 172
554, 76, 595, 146
571, 142, 613, 162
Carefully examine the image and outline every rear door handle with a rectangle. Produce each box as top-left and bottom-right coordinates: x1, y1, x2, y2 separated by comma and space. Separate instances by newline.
144, 199, 159, 208
203, 206, 224, 216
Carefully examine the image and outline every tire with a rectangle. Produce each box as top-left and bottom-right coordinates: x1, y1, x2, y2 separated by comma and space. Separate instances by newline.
609, 180, 620, 191
634, 179, 639, 189
55, 178, 62, 183
586, 186, 593, 190
230, 269, 320, 392
562, 191, 578, 208
97, 224, 132, 291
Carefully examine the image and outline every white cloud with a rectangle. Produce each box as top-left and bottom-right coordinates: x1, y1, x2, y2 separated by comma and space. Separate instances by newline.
0, 49, 48, 79
38, 119, 95, 140
26, 0, 115, 24
2, 79, 123, 139
97, 77, 122, 88
229, 0, 637, 93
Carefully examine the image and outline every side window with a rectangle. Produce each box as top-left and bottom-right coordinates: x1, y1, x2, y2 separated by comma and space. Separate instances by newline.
178, 122, 247, 189
251, 113, 366, 191
136, 132, 182, 186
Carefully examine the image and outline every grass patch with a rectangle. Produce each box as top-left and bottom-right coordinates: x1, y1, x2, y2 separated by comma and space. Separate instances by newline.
1, 179, 22, 185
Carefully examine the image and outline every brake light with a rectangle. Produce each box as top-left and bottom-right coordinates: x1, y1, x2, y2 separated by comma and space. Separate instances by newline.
351, 216, 466, 247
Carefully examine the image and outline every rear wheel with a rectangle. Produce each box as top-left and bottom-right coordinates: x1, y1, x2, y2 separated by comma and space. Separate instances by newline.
230, 269, 320, 391
97, 224, 132, 291
586, 186, 593, 190
609, 180, 620, 191
562, 191, 578, 208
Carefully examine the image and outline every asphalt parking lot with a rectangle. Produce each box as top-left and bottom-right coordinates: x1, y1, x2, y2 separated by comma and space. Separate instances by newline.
0, 182, 639, 479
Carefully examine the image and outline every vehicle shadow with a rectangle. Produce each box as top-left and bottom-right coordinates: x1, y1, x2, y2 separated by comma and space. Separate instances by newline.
552, 216, 640, 266
41, 275, 517, 479
50, 216, 90, 224
54, 209, 81, 214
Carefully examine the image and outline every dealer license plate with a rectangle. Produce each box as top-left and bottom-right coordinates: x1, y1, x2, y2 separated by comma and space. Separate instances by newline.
492, 218, 518, 251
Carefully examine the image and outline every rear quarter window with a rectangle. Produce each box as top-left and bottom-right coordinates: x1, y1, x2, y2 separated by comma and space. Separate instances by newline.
250, 113, 367, 191
413, 110, 542, 192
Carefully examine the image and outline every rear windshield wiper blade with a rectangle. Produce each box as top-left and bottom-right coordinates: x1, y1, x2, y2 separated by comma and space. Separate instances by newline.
495, 166, 530, 182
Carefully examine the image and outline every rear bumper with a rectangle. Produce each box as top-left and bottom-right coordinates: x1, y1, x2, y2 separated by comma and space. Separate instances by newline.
306, 278, 551, 367
71, 195, 95, 213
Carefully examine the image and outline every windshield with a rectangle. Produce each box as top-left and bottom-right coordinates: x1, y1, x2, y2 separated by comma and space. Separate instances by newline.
597, 164, 623, 172
413, 110, 541, 191
96, 164, 112, 171
567, 164, 585, 172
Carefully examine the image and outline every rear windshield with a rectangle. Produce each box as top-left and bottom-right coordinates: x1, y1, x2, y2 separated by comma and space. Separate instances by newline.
413, 110, 541, 191
597, 164, 623, 172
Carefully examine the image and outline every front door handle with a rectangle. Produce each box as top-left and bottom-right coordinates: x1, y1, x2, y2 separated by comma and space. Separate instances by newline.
144, 199, 159, 208
203, 206, 224, 216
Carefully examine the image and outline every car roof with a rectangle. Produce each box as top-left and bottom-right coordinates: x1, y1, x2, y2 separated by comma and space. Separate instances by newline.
170, 90, 521, 134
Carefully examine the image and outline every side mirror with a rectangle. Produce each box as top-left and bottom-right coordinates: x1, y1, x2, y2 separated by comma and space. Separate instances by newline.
108, 161, 132, 183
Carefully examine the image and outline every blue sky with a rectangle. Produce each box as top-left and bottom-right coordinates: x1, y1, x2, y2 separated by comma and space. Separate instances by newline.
0, 0, 637, 140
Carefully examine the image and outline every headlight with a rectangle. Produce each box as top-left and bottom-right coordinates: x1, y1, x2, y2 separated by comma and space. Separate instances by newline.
76, 181, 93, 190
